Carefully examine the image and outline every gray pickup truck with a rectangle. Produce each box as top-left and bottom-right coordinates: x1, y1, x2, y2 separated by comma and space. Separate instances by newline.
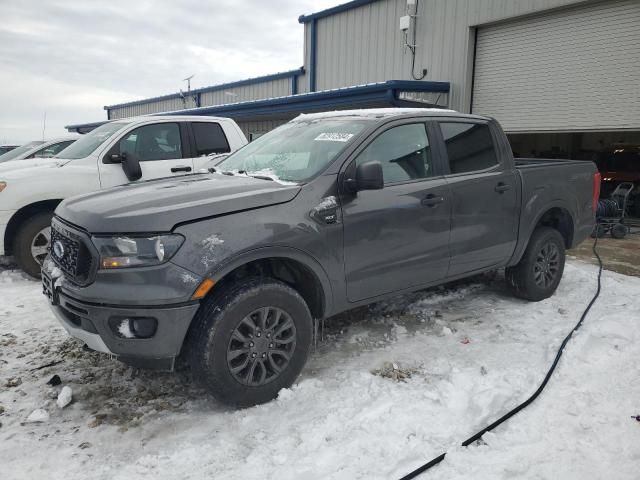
42, 109, 599, 406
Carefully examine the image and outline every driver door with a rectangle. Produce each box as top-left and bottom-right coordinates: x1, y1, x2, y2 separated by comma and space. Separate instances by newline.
341, 121, 451, 302
99, 121, 194, 188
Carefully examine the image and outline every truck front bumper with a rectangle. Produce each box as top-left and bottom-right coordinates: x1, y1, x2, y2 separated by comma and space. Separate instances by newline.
43, 272, 200, 370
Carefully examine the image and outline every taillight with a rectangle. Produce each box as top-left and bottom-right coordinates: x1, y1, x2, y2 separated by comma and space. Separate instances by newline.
592, 171, 601, 213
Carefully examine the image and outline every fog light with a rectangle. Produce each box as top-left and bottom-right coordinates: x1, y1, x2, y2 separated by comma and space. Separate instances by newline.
110, 317, 157, 339
131, 317, 157, 338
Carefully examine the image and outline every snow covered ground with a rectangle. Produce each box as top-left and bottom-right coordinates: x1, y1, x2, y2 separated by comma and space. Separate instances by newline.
1, 260, 639, 480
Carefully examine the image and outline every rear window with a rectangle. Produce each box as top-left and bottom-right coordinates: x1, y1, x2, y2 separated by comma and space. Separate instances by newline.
439, 122, 499, 174
192, 122, 230, 156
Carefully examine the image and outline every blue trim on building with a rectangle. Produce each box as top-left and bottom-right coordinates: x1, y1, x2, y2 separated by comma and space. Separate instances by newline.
298, 0, 380, 23
309, 19, 318, 92
65, 120, 112, 133
163, 80, 449, 119
66, 80, 450, 133
104, 68, 305, 111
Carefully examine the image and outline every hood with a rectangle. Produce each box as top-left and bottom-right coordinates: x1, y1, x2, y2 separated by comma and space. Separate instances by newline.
56, 173, 301, 233
0, 158, 68, 174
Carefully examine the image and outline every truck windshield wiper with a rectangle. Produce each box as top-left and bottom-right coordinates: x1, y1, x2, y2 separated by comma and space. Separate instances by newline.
247, 175, 274, 181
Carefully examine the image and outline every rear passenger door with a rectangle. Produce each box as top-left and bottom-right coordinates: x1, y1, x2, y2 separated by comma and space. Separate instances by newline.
100, 121, 194, 188
435, 120, 518, 276
189, 122, 232, 171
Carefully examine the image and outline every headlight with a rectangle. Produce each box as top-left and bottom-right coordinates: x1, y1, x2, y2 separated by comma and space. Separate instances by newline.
93, 234, 184, 269
0, 181, 6, 192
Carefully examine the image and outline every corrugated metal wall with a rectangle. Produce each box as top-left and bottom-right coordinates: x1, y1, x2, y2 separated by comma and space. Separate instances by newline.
200, 78, 292, 106
109, 96, 197, 119
472, 0, 640, 132
309, 0, 591, 112
108, 77, 294, 120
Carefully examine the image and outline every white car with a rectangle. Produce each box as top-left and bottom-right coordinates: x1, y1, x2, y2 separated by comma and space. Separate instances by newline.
0, 137, 78, 164
0, 115, 247, 276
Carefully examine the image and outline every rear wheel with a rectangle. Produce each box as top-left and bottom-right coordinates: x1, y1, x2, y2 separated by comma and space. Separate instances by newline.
13, 212, 53, 278
187, 277, 312, 407
506, 227, 566, 302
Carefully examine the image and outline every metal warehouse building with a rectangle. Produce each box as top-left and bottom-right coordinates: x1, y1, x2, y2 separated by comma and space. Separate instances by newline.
68, 0, 640, 177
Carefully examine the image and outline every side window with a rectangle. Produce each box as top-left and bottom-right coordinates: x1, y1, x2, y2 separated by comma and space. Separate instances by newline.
30, 140, 75, 158
439, 122, 499, 174
356, 123, 433, 184
119, 123, 182, 161
192, 122, 230, 155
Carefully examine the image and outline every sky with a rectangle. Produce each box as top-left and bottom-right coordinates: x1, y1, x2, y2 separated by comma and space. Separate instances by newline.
0, 0, 338, 143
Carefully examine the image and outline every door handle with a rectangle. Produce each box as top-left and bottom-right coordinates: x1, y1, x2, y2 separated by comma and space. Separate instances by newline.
171, 166, 192, 173
421, 194, 444, 207
495, 182, 512, 193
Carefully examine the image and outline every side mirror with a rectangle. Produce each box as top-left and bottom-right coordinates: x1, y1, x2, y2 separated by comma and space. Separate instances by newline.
344, 161, 384, 192
120, 152, 142, 182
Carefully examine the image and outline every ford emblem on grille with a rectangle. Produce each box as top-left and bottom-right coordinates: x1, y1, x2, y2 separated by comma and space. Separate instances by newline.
53, 240, 65, 259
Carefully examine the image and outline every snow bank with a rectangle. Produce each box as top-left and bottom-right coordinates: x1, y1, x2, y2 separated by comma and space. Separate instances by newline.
0, 262, 639, 479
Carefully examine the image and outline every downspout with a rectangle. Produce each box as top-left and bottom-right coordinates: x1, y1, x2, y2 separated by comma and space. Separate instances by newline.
309, 18, 317, 92
291, 74, 298, 95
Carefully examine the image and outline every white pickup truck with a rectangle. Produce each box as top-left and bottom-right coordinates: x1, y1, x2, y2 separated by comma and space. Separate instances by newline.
0, 115, 247, 276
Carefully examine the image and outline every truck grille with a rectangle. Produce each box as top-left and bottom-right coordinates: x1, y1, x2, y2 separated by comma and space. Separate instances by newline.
50, 219, 95, 285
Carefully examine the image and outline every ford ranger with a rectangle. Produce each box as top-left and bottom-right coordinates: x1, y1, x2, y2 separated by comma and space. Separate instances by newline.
42, 108, 599, 406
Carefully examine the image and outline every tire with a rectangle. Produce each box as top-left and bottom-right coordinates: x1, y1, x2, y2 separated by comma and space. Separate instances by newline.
13, 211, 54, 278
506, 227, 566, 302
187, 277, 313, 407
611, 223, 628, 239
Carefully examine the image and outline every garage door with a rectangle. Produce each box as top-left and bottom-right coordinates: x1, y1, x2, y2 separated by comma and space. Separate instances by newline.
472, 0, 640, 133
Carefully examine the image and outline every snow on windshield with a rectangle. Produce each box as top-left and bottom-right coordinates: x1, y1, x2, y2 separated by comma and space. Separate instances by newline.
217, 119, 369, 183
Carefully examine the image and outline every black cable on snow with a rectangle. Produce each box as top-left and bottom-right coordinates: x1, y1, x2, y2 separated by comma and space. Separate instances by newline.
399, 236, 603, 480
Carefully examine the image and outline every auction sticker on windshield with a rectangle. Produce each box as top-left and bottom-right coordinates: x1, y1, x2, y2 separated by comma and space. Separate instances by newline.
314, 133, 355, 142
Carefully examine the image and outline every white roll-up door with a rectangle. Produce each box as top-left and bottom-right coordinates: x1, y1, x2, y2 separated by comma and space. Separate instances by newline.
472, 0, 640, 133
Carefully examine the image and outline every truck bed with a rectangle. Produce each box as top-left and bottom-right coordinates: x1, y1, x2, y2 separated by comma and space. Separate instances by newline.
514, 157, 591, 169
509, 156, 597, 263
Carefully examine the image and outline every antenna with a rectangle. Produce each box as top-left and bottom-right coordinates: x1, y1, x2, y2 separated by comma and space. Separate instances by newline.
42, 111, 47, 140
182, 74, 195, 92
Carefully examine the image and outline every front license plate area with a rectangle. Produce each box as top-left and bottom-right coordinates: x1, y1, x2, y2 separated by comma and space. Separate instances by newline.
42, 272, 59, 306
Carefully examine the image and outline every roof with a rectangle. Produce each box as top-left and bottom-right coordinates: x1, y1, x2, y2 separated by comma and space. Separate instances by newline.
296, 107, 458, 120
165, 80, 449, 119
66, 80, 450, 133
65, 115, 232, 134
299, 0, 380, 23
104, 68, 305, 111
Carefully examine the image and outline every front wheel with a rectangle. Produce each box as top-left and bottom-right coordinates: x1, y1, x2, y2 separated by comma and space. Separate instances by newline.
187, 277, 313, 407
506, 227, 566, 302
13, 212, 54, 278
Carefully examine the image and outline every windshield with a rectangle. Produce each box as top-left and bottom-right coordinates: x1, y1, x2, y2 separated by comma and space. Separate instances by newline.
0, 141, 44, 163
57, 122, 128, 159
217, 118, 370, 183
